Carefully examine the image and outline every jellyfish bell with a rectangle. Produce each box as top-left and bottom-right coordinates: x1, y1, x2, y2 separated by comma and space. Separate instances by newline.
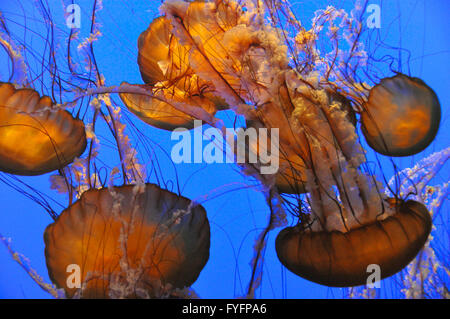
137, 15, 227, 110
137, 16, 187, 86
120, 10, 241, 131
274, 88, 356, 195
361, 74, 441, 157
245, 115, 308, 195
44, 183, 210, 298
247, 72, 357, 195
275, 198, 431, 287
0, 82, 87, 176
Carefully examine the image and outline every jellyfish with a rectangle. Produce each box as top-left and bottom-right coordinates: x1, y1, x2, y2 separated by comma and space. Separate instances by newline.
246, 74, 356, 195
0, 82, 87, 176
276, 199, 431, 287
120, 15, 226, 131
153, 1, 438, 289
240, 70, 307, 195
44, 183, 210, 298
361, 74, 441, 157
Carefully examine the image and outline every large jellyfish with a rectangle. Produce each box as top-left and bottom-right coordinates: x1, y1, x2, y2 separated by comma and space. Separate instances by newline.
44, 183, 210, 298
0, 83, 87, 175
276, 199, 431, 287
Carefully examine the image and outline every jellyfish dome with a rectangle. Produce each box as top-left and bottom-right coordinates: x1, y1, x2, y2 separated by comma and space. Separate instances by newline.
361, 74, 441, 157
44, 184, 210, 298
0, 83, 87, 176
276, 199, 431, 287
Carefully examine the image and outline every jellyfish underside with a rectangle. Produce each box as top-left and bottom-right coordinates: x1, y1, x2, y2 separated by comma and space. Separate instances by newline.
44, 184, 210, 298
276, 199, 432, 287
361, 74, 441, 157
0, 82, 87, 175
120, 14, 227, 131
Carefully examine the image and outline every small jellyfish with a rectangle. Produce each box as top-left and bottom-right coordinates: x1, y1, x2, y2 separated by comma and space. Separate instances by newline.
0, 83, 87, 175
361, 74, 441, 157
44, 184, 210, 298
276, 199, 431, 287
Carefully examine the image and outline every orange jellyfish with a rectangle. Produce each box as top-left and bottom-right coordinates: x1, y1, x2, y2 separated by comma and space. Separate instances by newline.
361, 74, 441, 157
275, 87, 356, 194
0, 83, 87, 175
276, 199, 431, 287
44, 184, 210, 298
120, 15, 226, 131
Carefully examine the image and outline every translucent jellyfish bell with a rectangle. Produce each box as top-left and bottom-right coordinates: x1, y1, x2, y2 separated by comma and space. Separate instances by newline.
120, 15, 227, 130
137, 15, 225, 105
44, 184, 210, 298
0, 83, 87, 175
276, 199, 431, 287
137, 16, 191, 85
361, 74, 441, 157
162, 0, 251, 101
